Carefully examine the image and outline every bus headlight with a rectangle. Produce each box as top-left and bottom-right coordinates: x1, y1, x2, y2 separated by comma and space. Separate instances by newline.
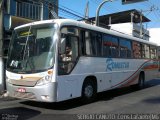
36, 75, 52, 86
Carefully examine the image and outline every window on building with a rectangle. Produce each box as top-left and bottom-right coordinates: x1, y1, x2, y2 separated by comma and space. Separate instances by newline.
103, 35, 119, 58
119, 38, 132, 58
16, 1, 41, 20
3, 0, 8, 13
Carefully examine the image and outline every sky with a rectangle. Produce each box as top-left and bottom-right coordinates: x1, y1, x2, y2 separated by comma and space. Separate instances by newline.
59, 0, 160, 29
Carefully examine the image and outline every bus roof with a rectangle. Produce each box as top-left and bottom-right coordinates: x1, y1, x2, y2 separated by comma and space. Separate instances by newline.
15, 19, 157, 46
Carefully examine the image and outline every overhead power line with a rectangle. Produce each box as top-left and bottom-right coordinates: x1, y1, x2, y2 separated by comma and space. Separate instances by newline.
43, 0, 85, 19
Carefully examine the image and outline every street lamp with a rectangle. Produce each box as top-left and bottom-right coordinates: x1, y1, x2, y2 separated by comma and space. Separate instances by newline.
95, 0, 112, 26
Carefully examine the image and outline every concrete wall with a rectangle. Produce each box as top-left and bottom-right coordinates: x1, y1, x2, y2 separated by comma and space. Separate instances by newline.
149, 28, 160, 46
109, 23, 133, 35
109, 23, 149, 40
149, 28, 160, 58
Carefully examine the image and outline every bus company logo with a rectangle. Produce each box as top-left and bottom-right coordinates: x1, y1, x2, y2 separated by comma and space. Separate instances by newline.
106, 58, 129, 71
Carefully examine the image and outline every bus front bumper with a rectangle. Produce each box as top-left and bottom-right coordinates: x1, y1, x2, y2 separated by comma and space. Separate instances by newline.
6, 82, 58, 102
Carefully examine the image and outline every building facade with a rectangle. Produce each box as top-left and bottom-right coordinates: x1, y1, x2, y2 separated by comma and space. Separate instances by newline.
88, 9, 150, 41
0, 0, 58, 93
109, 22, 150, 41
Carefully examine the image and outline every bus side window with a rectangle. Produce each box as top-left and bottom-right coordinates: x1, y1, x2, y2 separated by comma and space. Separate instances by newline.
82, 31, 102, 57
80, 30, 86, 55
132, 41, 141, 59
103, 34, 119, 58
150, 46, 157, 59
85, 31, 91, 55
142, 44, 150, 59
119, 38, 132, 58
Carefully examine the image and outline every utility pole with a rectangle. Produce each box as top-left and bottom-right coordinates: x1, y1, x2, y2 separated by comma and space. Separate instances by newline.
84, 1, 89, 20
140, 10, 143, 39
0, 0, 4, 92
95, 0, 112, 26
139, 5, 158, 39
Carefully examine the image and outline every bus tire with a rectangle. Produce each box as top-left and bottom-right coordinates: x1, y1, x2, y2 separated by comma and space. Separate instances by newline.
138, 73, 145, 89
81, 79, 97, 103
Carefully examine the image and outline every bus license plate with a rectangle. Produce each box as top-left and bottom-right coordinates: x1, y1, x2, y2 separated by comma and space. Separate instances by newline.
17, 88, 26, 93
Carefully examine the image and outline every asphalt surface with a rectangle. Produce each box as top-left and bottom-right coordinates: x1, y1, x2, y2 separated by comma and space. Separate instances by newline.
0, 79, 160, 120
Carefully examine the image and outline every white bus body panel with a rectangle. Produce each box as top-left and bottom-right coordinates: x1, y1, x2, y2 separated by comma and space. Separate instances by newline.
6, 69, 58, 102
56, 57, 159, 102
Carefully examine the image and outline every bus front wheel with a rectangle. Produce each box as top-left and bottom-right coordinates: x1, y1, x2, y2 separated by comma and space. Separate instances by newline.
81, 80, 97, 103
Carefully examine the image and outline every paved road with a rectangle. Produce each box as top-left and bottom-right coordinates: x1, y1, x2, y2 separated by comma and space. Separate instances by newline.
0, 79, 160, 120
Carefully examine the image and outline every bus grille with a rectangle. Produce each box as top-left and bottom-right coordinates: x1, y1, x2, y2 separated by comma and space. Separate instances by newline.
10, 79, 37, 87
13, 92, 36, 100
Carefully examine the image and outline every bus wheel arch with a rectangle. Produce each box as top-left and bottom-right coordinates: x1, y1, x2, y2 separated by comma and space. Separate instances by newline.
81, 76, 97, 102
138, 71, 145, 89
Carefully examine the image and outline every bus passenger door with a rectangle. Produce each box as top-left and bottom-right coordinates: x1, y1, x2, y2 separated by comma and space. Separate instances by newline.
58, 35, 79, 75
57, 27, 79, 101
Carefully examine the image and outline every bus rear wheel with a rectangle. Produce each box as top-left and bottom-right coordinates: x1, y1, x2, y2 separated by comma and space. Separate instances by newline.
82, 80, 97, 103
138, 73, 145, 89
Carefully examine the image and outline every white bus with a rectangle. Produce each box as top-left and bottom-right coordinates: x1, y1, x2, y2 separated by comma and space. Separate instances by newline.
6, 19, 159, 102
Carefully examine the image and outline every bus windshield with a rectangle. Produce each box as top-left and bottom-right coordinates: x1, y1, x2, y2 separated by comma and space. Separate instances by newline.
7, 23, 57, 73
